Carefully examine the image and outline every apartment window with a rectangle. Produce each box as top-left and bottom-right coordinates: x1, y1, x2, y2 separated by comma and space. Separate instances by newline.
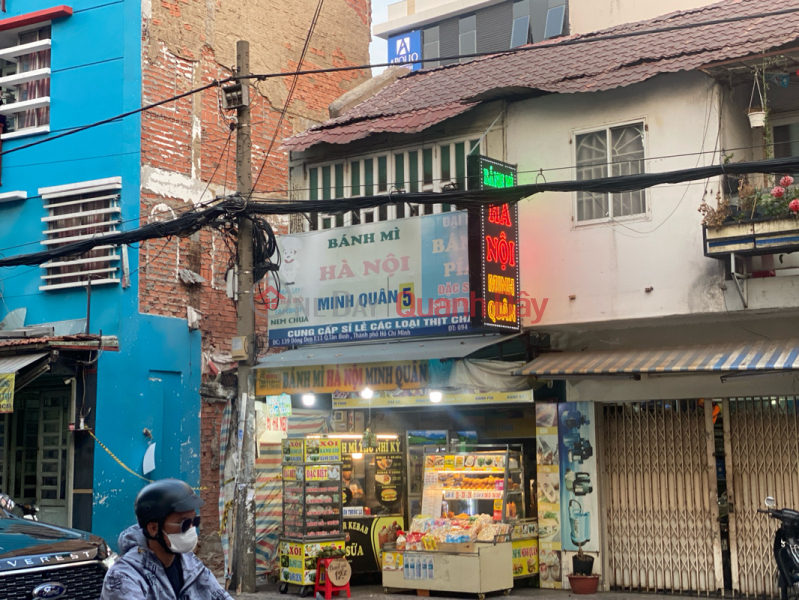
775, 122, 799, 160
459, 16, 477, 62
308, 164, 345, 229
511, 1, 531, 48
423, 27, 440, 69
0, 25, 51, 137
305, 139, 481, 230
575, 123, 646, 223
38, 177, 122, 291
544, 5, 566, 40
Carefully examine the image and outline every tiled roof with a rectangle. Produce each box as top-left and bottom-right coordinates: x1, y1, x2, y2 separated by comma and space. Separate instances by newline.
0, 335, 118, 350
285, 102, 478, 152
284, 0, 799, 151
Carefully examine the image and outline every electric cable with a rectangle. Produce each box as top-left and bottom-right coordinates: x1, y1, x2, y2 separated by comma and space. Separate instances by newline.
0, 4, 794, 160
249, 0, 326, 198
3, 153, 799, 269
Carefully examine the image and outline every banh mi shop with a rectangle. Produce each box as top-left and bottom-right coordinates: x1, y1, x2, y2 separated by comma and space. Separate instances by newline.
255, 331, 554, 589
255, 167, 567, 591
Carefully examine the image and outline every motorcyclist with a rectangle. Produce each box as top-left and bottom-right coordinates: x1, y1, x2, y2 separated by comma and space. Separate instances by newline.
100, 478, 232, 600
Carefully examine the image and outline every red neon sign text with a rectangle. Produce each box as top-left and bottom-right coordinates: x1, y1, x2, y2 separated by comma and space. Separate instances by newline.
488, 204, 512, 227
485, 231, 516, 271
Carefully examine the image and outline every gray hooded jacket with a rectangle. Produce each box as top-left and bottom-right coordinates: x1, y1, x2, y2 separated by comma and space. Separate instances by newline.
100, 525, 232, 600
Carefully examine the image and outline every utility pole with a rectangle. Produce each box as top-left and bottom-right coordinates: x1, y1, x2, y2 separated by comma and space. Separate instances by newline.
230, 39, 257, 594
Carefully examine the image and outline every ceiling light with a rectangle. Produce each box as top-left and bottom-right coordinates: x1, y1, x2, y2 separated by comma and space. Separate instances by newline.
301, 393, 316, 406
351, 452, 364, 460
429, 390, 443, 404
360, 387, 374, 400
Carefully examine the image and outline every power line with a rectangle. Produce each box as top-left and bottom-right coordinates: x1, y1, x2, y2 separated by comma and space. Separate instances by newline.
3, 154, 799, 269
2, 5, 794, 160
250, 0, 326, 198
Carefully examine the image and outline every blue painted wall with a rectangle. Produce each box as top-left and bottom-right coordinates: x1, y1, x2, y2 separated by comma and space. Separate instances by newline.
0, 0, 201, 549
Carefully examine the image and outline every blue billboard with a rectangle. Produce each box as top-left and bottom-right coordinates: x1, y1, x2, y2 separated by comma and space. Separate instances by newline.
388, 30, 422, 71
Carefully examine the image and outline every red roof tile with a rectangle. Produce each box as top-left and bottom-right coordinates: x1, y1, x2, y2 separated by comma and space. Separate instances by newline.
284, 0, 799, 150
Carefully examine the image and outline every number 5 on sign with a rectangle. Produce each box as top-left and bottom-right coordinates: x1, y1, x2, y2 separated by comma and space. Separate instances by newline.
399, 283, 414, 309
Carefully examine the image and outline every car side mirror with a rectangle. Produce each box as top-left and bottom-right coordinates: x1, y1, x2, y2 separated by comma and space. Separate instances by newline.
766, 496, 776, 508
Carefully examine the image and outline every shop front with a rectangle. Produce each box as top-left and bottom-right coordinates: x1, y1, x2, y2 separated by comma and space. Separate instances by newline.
0, 334, 116, 531
255, 336, 547, 585
516, 336, 799, 598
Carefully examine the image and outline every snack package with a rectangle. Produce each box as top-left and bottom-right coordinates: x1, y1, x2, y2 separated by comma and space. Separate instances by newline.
396, 534, 406, 550
422, 534, 438, 551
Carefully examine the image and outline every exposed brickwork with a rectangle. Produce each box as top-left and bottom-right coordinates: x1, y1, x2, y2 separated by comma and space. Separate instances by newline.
138, 0, 371, 543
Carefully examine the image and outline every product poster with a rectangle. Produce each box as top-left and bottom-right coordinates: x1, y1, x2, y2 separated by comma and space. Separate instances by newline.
512, 538, 539, 577
536, 403, 562, 589
279, 540, 345, 585
0, 373, 14, 413
343, 515, 405, 573
374, 453, 403, 508
557, 402, 599, 553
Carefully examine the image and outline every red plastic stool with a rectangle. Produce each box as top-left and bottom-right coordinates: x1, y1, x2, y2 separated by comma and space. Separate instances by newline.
314, 557, 351, 600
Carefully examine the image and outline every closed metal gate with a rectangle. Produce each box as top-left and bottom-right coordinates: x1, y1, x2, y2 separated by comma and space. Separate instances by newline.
603, 401, 722, 594
724, 397, 799, 598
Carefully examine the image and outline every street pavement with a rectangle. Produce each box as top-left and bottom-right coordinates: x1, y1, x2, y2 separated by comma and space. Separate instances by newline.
230, 581, 700, 600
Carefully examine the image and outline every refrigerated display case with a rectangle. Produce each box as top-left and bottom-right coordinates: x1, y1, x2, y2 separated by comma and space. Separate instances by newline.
420, 445, 526, 523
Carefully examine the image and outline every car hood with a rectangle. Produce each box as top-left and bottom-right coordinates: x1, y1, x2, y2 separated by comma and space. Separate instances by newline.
0, 516, 105, 572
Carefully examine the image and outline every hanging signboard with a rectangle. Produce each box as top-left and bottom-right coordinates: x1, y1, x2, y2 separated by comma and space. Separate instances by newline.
255, 361, 430, 395
332, 389, 533, 409
267, 212, 471, 347
0, 374, 13, 413
467, 155, 521, 332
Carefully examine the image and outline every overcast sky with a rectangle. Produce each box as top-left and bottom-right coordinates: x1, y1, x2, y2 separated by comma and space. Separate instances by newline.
370, 0, 390, 74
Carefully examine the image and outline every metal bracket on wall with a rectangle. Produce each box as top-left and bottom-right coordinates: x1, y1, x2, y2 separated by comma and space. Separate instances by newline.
730, 252, 748, 309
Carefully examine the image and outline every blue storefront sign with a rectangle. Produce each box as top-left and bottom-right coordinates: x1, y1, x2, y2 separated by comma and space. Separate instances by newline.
388, 30, 422, 71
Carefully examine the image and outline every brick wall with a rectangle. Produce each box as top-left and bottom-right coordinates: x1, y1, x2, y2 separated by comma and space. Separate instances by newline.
139, 0, 371, 543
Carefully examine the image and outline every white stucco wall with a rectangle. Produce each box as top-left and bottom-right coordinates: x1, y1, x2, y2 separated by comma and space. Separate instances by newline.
510, 72, 742, 328
569, 0, 720, 34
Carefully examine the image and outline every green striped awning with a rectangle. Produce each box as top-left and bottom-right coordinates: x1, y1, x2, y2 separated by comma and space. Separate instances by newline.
515, 340, 799, 377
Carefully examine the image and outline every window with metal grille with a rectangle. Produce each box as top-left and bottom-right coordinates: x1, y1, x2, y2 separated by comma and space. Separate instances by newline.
303, 139, 480, 230
575, 122, 646, 223
0, 25, 51, 138
38, 177, 122, 291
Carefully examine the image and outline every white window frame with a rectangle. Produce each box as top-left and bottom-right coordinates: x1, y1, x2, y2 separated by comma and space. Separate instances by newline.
304, 136, 480, 231
0, 24, 52, 140
38, 177, 122, 291
572, 118, 650, 228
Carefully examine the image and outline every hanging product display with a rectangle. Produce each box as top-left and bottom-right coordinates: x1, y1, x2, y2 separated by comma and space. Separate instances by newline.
278, 457, 346, 597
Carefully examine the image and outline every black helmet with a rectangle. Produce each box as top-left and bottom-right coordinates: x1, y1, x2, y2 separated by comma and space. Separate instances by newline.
135, 479, 204, 530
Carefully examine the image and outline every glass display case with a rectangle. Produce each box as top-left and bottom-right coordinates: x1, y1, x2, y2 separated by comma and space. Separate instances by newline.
281, 462, 344, 539
420, 445, 526, 523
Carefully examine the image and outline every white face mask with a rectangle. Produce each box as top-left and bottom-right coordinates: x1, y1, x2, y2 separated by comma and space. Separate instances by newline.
165, 526, 198, 554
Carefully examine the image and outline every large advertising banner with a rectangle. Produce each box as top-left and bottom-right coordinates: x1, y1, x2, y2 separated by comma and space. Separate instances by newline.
557, 402, 599, 553
267, 212, 472, 346
536, 403, 562, 589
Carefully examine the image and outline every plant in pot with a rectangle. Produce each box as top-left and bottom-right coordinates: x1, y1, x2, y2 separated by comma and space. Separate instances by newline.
567, 546, 600, 594
746, 69, 767, 129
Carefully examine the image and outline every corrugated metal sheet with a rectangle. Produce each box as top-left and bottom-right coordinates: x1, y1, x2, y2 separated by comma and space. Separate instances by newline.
0, 352, 48, 374
516, 339, 799, 376
285, 0, 799, 151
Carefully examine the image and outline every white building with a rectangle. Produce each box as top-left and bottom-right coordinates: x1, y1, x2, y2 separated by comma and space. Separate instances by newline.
285, 0, 799, 595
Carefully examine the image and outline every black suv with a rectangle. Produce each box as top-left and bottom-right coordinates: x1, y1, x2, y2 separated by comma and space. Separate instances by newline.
0, 497, 113, 600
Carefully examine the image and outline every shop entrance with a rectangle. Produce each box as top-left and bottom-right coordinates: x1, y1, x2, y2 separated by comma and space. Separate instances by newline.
602, 401, 721, 594
4, 388, 72, 527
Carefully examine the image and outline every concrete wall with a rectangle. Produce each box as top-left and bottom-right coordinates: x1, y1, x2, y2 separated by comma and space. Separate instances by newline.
510, 72, 757, 329
569, 0, 720, 34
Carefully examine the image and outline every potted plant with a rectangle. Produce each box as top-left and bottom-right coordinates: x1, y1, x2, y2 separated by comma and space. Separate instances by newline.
701, 176, 799, 257
747, 107, 766, 129
567, 546, 600, 594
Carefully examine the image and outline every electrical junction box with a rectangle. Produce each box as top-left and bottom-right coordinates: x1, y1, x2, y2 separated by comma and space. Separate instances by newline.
231, 336, 248, 361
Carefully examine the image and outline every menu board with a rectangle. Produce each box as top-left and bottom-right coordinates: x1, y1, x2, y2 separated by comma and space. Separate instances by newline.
282, 439, 304, 463
422, 453, 505, 472
305, 464, 341, 481
420, 470, 444, 517
306, 438, 342, 463
375, 452, 403, 507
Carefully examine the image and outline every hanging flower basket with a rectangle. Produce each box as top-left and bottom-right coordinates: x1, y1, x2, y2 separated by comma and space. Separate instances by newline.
747, 110, 766, 128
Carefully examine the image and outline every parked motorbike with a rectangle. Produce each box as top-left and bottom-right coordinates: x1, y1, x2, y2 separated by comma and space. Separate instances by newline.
759, 496, 799, 600
0, 494, 39, 521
